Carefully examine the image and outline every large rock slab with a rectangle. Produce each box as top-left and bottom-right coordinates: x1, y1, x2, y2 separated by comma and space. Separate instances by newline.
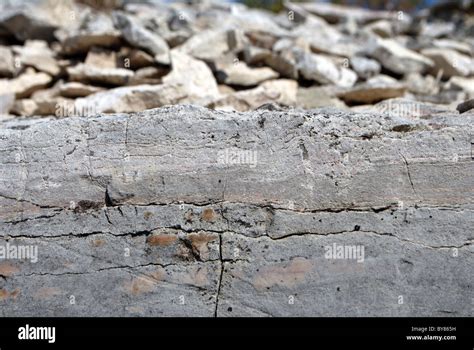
0, 105, 472, 316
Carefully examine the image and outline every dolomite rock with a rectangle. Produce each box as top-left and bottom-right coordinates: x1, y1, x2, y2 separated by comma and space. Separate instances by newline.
12, 40, 60, 76
0, 105, 472, 317
0, 68, 52, 99
113, 12, 171, 65
67, 63, 134, 86
214, 61, 279, 87
421, 48, 473, 79
59, 82, 105, 98
72, 84, 187, 114
370, 38, 434, 75
337, 75, 406, 104
350, 56, 381, 80
57, 12, 121, 55
162, 50, 220, 103
0, 6, 58, 42
295, 50, 357, 88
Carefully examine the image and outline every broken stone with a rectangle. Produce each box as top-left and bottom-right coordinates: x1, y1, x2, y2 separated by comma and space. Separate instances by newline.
73, 83, 187, 114
128, 67, 165, 86
405, 72, 439, 96
293, 17, 359, 57
0, 68, 52, 99
67, 63, 134, 86
260, 79, 298, 107
365, 19, 393, 38
162, 50, 220, 102
214, 60, 278, 87
243, 46, 271, 65
11, 99, 38, 116
113, 12, 170, 65
119, 48, 155, 70
337, 75, 406, 104
85, 48, 118, 69
421, 48, 473, 79
295, 49, 357, 87
176, 28, 245, 63
57, 12, 121, 55
59, 82, 105, 98
12, 40, 60, 76
0, 6, 57, 42
369, 38, 434, 74
350, 56, 381, 80
264, 50, 299, 80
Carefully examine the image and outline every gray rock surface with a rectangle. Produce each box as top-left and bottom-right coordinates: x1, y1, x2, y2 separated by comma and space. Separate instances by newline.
0, 105, 472, 316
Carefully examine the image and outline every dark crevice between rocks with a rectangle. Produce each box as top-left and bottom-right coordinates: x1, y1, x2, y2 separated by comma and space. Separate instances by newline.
214, 234, 224, 317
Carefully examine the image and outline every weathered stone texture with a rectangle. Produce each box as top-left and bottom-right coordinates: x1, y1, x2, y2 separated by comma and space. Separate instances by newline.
0, 105, 472, 316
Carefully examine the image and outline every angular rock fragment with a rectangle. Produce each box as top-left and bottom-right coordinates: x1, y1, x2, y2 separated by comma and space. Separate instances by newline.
59, 82, 105, 98
128, 67, 165, 86
85, 48, 118, 69
295, 50, 357, 87
0, 6, 57, 41
405, 73, 439, 96
350, 56, 381, 80
113, 12, 170, 65
162, 50, 220, 103
73, 84, 186, 114
12, 40, 60, 76
369, 38, 434, 74
67, 63, 134, 86
365, 19, 393, 38
214, 60, 278, 87
119, 48, 155, 69
421, 48, 473, 78
176, 28, 245, 63
337, 75, 406, 104
0, 68, 52, 99
57, 12, 121, 55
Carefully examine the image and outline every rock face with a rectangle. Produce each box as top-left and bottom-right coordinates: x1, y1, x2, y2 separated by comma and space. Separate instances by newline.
0, 105, 472, 317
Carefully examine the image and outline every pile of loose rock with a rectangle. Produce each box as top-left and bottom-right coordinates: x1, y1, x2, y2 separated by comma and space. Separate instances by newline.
0, 0, 474, 118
